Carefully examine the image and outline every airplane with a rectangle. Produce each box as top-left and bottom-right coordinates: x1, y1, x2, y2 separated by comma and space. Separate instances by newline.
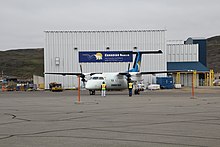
45, 50, 178, 95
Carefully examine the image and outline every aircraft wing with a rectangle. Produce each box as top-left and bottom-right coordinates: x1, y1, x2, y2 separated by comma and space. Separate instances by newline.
45, 72, 102, 76
118, 70, 181, 75
118, 72, 128, 75
139, 70, 183, 75
45, 72, 82, 76
118, 70, 183, 76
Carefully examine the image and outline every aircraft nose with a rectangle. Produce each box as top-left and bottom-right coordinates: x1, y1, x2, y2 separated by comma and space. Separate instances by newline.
85, 81, 92, 89
85, 80, 102, 90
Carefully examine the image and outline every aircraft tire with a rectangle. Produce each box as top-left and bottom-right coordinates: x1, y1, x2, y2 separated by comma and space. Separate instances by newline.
89, 90, 95, 95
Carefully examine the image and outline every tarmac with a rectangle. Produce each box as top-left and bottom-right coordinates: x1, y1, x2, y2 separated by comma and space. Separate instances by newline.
0, 87, 220, 147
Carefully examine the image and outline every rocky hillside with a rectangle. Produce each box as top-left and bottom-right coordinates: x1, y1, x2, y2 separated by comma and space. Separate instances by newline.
207, 36, 220, 73
0, 48, 44, 79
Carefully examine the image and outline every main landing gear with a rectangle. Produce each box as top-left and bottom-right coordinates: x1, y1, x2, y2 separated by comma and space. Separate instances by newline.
89, 90, 96, 95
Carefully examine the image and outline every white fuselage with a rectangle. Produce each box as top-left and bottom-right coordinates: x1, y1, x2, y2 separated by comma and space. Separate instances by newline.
85, 72, 143, 90
85, 73, 128, 90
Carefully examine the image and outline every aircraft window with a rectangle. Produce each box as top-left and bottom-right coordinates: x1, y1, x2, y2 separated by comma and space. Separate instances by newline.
118, 76, 123, 79
92, 77, 99, 80
99, 77, 104, 80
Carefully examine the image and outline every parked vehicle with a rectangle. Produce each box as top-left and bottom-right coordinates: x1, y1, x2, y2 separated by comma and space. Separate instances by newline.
213, 79, 220, 86
49, 82, 63, 92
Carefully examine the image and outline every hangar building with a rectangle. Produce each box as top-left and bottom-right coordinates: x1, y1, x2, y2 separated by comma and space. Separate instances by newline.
44, 30, 211, 89
44, 30, 167, 89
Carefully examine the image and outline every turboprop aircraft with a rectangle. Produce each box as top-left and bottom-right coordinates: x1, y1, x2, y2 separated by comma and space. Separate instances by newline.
84, 50, 162, 95
45, 50, 178, 95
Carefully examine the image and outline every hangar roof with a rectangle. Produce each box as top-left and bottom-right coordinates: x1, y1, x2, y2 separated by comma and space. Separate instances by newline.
167, 62, 209, 72
44, 29, 166, 33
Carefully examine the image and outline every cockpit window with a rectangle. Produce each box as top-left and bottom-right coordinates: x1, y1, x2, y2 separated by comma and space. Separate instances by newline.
91, 77, 104, 80
92, 77, 99, 80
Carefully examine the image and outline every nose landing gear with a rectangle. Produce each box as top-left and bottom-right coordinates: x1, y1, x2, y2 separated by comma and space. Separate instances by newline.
89, 90, 96, 95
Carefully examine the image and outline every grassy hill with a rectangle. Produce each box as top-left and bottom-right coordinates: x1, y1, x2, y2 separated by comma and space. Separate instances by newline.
207, 36, 220, 73
0, 48, 44, 79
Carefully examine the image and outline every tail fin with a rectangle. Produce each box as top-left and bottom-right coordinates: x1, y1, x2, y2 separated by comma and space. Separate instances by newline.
128, 50, 162, 72
129, 52, 141, 72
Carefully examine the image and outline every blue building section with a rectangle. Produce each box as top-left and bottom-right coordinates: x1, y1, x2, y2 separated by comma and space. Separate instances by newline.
79, 51, 133, 63
167, 62, 209, 72
185, 38, 207, 66
156, 77, 174, 89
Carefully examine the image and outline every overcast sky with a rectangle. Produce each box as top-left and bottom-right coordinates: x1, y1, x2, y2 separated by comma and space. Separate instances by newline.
0, 0, 220, 50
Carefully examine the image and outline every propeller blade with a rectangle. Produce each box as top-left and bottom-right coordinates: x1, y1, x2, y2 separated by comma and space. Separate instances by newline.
79, 64, 86, 88
128, 63, 130, 72
125, 63, 131, 83
80, 64, 83, 73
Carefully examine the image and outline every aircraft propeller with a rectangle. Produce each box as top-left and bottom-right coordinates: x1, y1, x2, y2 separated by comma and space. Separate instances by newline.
127, 63, 130, 72
126, 63, 131, 83
80, 64, 86, 87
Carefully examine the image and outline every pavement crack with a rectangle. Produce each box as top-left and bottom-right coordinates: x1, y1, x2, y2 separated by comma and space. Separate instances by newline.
0, 135, 14, 140
17, 135, 207, 147
4, 113, 31, 122
4, 113, 16, 119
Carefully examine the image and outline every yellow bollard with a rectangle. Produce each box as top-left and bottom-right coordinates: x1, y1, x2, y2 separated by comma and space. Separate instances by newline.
176, 72, 181, 84
209, 70, 214, 86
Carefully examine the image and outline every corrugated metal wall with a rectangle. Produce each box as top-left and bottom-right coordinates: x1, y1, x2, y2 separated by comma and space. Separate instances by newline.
167, 44, 199, 62
44, 30, 167, 89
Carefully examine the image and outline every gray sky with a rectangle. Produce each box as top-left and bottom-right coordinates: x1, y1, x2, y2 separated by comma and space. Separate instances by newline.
0, 0, 220, 50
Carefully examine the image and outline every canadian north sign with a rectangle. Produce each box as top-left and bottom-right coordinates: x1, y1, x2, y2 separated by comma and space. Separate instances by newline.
79, 51, 133, 63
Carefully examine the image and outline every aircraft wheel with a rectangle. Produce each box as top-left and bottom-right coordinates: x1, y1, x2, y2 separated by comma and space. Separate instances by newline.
89, 90, 92, 95
89, 90, 95, 95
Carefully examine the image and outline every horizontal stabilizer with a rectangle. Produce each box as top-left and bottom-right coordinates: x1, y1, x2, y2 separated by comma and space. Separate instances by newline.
119, 50, 162, 55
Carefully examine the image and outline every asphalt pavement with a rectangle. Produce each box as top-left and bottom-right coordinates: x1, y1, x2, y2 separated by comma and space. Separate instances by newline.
0, 87, 220, 147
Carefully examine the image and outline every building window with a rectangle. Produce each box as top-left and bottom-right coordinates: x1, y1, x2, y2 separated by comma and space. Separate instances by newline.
55, 57, 60, 65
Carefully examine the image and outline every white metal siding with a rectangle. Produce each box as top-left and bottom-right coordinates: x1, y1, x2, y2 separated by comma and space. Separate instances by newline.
167, 44, 198, 62
44, 30, 167, 89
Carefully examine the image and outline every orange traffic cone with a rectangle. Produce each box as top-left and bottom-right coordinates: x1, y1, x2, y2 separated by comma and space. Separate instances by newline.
2, 84, 6, 92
